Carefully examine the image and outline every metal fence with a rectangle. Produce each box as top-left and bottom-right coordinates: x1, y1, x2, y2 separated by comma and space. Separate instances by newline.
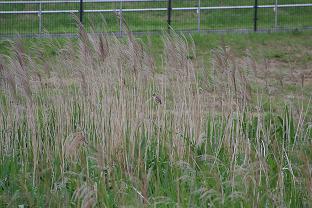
0, 0, 312, 37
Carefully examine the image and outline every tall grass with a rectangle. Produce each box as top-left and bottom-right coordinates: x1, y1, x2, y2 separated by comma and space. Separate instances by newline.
0, 24, 311, 207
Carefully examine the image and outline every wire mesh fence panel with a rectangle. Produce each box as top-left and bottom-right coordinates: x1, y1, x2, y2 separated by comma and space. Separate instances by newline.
277, 6, 312, 29
122, 10, 167, 32
257, 0, 312, 31
83, 1, 120, 33
0, 14, 39, 35
171, 0, 197, 31
121, 1, 167, 32
0, 2, 40, 35
200, 1, 254, 30
278, 0, 311, 3
41, 1, 79, 34
200, 0, 254, 7
202, 9, 253, 31
171, 10, 198, 31
42, 13, 79, 34
0, 1, 80, 35
84, 13, 120, 33
258, 7, 276, 31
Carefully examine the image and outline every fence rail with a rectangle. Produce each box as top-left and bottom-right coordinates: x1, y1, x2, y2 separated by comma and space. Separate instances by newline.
0, 0, 164, 3
3, 3, 312, 14
1, 0, 312, 37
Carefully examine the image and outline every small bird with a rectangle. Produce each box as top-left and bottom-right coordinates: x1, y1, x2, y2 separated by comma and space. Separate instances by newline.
152, 93, 162, 105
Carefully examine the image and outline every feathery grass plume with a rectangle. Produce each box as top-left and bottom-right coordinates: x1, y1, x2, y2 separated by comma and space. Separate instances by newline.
13, 40, 33, 100
211, 43, 251, 110
73, 15, 91, 62
64, 131, 87, 160
73, 182, 97, 208
98, 33, 109, 62
0, 55, 16, 98
0, 41, 33, 102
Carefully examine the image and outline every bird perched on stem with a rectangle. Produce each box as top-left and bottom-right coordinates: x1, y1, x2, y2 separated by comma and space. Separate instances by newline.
152, 93, 162, 105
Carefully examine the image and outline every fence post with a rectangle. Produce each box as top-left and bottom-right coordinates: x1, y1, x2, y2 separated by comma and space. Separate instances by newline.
38, 2, 42, 33
197, 0, 201, 32
79, 0, 83, 23
119, 0, 123, 36
167, 0, 172, 30
274, 0, 278, 29
254, 0, 258, 32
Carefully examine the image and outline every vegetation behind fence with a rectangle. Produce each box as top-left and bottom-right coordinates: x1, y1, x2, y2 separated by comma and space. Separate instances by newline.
0, 0, 312, 36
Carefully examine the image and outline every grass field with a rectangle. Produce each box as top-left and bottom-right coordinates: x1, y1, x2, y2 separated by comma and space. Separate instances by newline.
1, 0, 312, 35
0, 28, 312, 207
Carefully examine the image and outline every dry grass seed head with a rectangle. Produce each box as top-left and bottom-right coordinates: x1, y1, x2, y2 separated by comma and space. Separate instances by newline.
73, 183, 97, 208
64, 131, 87, 160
